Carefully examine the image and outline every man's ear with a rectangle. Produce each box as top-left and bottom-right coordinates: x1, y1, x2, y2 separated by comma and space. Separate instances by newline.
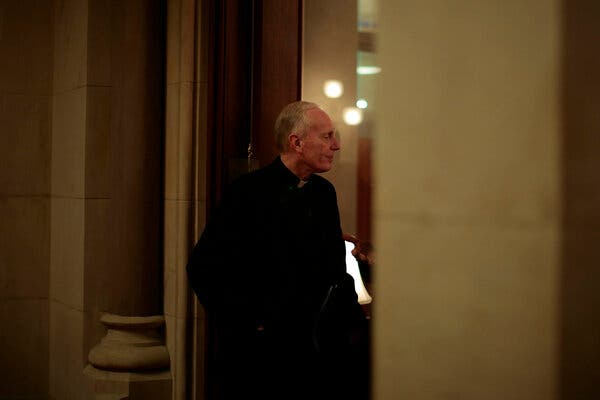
288, 133, 302, 152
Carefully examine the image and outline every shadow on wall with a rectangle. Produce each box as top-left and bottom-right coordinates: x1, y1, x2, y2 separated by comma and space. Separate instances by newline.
560, 0, 600, 398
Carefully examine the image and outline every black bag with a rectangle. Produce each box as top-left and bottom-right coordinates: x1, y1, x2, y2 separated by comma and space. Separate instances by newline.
313, 274, 368, 354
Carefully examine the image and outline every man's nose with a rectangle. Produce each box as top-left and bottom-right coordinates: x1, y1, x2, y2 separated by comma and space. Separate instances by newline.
331, 136, 341, 151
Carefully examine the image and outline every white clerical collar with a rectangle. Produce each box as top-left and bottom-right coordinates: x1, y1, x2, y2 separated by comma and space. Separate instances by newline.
297, 179, 308, 188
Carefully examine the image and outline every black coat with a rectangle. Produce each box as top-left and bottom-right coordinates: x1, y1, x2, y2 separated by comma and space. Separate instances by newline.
186, 157, 367, 400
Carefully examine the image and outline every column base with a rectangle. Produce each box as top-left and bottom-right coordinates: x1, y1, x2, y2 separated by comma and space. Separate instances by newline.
84, 365, 172, 400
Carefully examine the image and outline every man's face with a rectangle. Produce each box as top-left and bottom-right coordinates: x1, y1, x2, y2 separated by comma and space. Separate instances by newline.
298, 108, 340, 174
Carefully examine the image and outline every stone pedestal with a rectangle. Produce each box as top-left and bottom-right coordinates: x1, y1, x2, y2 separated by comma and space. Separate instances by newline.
84, 366, 172, 400
85, 313, 171, 400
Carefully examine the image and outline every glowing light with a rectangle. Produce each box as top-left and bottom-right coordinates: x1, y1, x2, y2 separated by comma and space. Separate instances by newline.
323, 80, 343, 98
356, 99, 368, 109
343, 107, 363, 126
357, 65, 381, 75
345, 241, 372, 305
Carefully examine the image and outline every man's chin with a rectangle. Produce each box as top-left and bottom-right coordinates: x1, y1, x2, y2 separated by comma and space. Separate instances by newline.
317, 163, 333, 173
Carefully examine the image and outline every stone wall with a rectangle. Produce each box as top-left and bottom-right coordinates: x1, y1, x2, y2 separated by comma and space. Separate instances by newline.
0, 1, 166, 399
0, 1, 54, 398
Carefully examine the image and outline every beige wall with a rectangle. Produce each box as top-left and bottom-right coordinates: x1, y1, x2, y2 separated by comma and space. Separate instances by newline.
374, 0, 562, 399
375, 0, 600, 399
0, 1, 53, 398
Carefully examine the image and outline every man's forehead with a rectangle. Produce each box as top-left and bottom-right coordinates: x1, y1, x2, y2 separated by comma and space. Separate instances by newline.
306, 108, 333, 130
310, 122, 335, 136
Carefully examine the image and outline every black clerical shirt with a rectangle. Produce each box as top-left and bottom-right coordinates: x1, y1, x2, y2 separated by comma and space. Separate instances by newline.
186, 157, 365, 400
187, 156, 350, 329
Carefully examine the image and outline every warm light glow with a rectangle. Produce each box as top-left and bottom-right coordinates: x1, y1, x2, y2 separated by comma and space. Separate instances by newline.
323, 80, 344, 98
357, 65, 381, 75
343, 107, 363, 125
356, 99, 368, 109
345, 241, 372, 305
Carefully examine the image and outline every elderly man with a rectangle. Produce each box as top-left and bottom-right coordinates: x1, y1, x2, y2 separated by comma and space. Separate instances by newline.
187, 101, 367, 400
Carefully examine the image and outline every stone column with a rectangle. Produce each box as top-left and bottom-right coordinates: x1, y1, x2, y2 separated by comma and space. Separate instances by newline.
50, 0, 168, 398
164, 0, 209, 398
85, 314, 171, 399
